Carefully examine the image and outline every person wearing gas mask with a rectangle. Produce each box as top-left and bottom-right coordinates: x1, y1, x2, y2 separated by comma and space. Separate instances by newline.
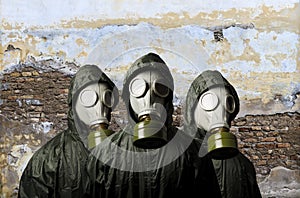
87, 53, 202, 198
185, 70, 261, 198
18, 65, 118, 197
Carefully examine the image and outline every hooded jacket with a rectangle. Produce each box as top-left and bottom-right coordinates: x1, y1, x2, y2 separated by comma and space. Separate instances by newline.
184, 70, 261, 198
18, 65, 118, 198
87, 53, 201, 198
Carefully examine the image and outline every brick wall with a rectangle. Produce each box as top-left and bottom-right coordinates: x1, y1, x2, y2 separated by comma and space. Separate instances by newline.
1, 66, 71, 132
0, 64, 299, 196
231, 114, 300, 181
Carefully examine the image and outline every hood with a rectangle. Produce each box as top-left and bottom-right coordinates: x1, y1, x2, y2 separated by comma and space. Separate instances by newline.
122, 52, 174, 127
184, 70, 240, 139
67, 65, 119, 141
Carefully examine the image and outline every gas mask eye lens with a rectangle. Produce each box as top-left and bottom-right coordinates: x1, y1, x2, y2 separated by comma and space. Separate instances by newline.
129, 78, 147, 98
153, 79, 169, 98
80, 90, 98, 107
200, 92, 219, 111
225, 95, 235, 113
103, 90, 114, 108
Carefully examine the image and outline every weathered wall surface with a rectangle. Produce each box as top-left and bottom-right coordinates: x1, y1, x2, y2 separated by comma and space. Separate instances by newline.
1, 0, 299, 116
0, 65, 299, 197
1, 0, 299, 197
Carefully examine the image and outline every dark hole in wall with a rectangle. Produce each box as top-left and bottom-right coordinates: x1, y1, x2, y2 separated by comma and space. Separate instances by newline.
214, 30, 224, 42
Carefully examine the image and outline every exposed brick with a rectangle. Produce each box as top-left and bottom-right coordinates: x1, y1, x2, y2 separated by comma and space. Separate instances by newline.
277, 143, 291, 148
251, 126, 262, 131
257, 160, 267, 166
238, 127, 250, 132
21, 72, 32, 77
262, 126, 271, 131
7, 96, 18, 100
256, 143, 276, 149
262, 155, 271, 159
1, 65, 300, 193
32, 71, 39, 76
25, 78, 35, 82
16, 78, 25, 83
244, 138, 257, 143
256, 132, 264, 136
10, 72, 21, 77
252, 155, 259, 160
21, 95, 34, 99
261, 137, 276, 142
290, 155, 299, 160
59, 89, 69, 94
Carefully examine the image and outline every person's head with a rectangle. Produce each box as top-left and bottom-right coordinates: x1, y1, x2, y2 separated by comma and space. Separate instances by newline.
68, 65, 119, 148
122, 53, 174, 148
185, 70, 240, 159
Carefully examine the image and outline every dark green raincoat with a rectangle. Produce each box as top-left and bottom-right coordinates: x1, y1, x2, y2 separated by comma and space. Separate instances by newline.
18, 65, 118, 198
184, 70, 261, 198
86, 53, 215, 198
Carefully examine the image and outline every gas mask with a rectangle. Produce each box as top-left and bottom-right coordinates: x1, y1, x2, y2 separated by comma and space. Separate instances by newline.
129, 70, 170, 149
75, 82, 116, 149
194, 86, 238, 159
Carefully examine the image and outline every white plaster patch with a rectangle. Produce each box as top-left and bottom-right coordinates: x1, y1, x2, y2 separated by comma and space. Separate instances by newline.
2, 0, 298, 28
223, 28, 257, 57
10, 144, 33, 178
40, 122, 53, 133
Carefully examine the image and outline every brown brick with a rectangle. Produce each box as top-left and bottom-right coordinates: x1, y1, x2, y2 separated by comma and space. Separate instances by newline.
256, 160, 267, 166
59, 88, 69, 94
16, 78, 25, 83
256, 132, 264, 136
256, 143, 276, 149
1, 90, 12, 96
252, 155, 259, 160
21, 95, 34, 99
277, 143, 291, 148
244, 138, 257, 143
268, 131, 279, 136
262, 155, 271, 159
28, 112, 41, 118
270, 126, 276, 131
10, 72, 21, 77
238, 127, 250, 132
22, 72, 32, 76
251, 126, 262, 131
290, 155, 299, 160
32, 71, 40, 76
7, 95, 18, 100
280, 155, 287, 159
286, 160, 297, 166
261, 137, 276, 142
234, 121, 247, 126
25, 78, 35, 82
262, 126, 271, 131
30, 118, 40, 122
244, 132, 254, 136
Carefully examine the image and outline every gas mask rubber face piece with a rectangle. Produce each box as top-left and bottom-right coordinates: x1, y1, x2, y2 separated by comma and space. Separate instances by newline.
194, 86, 238, 159
129, 70, 170, 149
75, 82, 115, 150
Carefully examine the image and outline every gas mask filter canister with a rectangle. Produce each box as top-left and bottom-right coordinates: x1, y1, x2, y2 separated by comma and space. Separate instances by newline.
194, 86, 238, 159
129, 70, 170, 149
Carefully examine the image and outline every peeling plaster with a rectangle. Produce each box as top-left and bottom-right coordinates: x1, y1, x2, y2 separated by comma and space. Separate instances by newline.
1, 1, 299, 116
1, 1, 299, 33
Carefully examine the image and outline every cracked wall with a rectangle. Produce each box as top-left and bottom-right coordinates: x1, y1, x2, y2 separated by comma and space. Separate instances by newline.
1, 0, 300, 197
